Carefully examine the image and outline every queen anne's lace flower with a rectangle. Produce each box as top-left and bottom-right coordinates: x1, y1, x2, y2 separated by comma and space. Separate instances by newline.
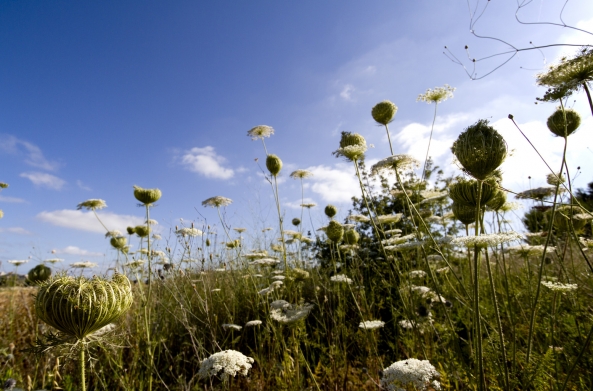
359, 320, 385, 330
347, 214, 371, 223
176, 227, 203, 237
376, 214, 403, 224
202, 196, 233, 208
371, 155, 420, 175
330, 274, 352, 284
8, 259, 28, 266
247, 125, 274, 140
381, 358, 441, 391
222, 324, 242, 331
333, 144, 367, 161
198, 350, 254, 380
541, 281, 578, 293
77, 199, 107, 210
289, 169, 313, 179
245, 320, 262, 327
451, 232, 522, 247
71, 261, 97, 268
409, 270, 427, 278
269, 301, 314, 323
417, 84, 455, 104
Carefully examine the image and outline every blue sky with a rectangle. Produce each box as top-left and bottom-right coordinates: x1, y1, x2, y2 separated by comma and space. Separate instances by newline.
1, 1, 592, 272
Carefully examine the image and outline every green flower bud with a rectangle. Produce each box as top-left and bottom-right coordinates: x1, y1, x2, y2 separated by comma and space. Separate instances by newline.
206, 238, 211, 247
326, 220, 344, 243
325, 204, 338, 218
451, 119, 507, 180
344, 229, 360, 245
546, 108, 581, 137
339, 132, 366, 148
371, 100, 398, 125
135, 225, 150, 238
133, 185, 162, 205
292, 218, 301, 226
0, 182, 8, 189
28, 264, 52, 285
266, 154, 283, 176
110, 236, 127, 250
448, 178, 498, 207
126, 226, 136, 235
452, 202, 476, 225
486, 190, 507, 212
35, 273, 133, 340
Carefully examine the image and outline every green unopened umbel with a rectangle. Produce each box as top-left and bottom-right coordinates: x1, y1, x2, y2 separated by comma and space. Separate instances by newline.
134, 225, 150, 238
35, 274, 133, 340
546, 108, 581, 137
133, 185, 162, 205
486, 189, 507, 212
266, 154, 283, 176
326, 220, 344, 243
448, 178, 499, 207
325, 204, 338, 218
452, 202, 477, 225
28, 264, 52, 285
451, 119, 507, 180
110, 236, 127, 250
339, 132, 366, 148
371, 100, 398, 125
344, 229, 360, 245
292, 218, 301, 226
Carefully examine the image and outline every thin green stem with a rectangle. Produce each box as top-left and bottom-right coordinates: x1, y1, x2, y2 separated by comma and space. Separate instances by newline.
384, 124, 394, 155
79, 340, 86, 391
473, 180, 485, 391
421, 102, 438, 182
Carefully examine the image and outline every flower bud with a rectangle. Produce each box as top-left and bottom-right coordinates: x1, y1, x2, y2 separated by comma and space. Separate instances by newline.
371, 100, 398, 125
452, 202, 476, 225
28, 264, 52, 285
110, 236, 127, 250
135, 225, 150, 238
344, 229, 360, 245
451, 119, 507, 180
546, 108, 581, 137
266, 154, 283, 176
133, 185, 162, 205
448, 178, 498, 207
326, 220, 344, 243
292, 218, 301, 226
339, 132, 366, 148
126, 226, 136, 235
325, 204, 338, 218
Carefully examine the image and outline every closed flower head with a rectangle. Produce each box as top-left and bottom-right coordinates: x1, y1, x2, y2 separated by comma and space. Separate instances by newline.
371, 100, 398, 125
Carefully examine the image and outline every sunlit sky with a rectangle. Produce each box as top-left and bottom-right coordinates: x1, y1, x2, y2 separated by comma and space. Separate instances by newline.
1, 1, 592, 272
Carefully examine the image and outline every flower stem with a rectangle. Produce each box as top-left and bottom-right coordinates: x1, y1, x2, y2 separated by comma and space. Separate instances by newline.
421, 102, 438, 182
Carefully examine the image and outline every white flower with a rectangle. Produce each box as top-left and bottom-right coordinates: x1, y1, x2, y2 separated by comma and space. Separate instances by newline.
347, 214, 370, 223
541, 281, 578, 293
409, 270, 427, 278
245, 320, 262, 327
417, 84, 455, 104
211, 289, 221, 292
330, 274, 352, 284
506, 245, 555, 257
214, 268, 226, 272
7, 260, 28, 266
71, 261, 97, 268
451, 232, 522, 247
376, 214, 403, 224
233, 227, 247, 233
202, 196, 233, 208
247, 125, 274, 140
300, 203, 316, 208
176, 227, 203, 237
244, 251, 268, 259
44, 258, 64, 264
289, 169, 313, 179
384, 229, 403, 235
124, 259, 146, 268
105, 230, 122, 238
371, 155, 420, 175
250, 258, 280, 266
385, 241, 426, 251
269, 301, 314, 324
76, 199, 107, 210
381, 358, 441, 391
359, 320, 385, 330
333, 144, 367, 161
222, 323, 242, 331
198, 350, 254, 380
271, 275, 285, 281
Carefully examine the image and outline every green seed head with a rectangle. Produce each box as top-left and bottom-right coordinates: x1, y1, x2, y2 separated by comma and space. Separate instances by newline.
133, 185, 162, 205
486, 189, 507, 212
27, 264, 52, 285
452, 202, 476, 225
110, 236, 127, 250
325, 204, 338, 218
343, 229, 360, 245
0, 182, 8, 189
35, 273, 133, 340
266, 154, 283, 176
126, 226, 136, 235
326, 220, 344, 243
371, 100, 398, 125
451, 119, 507, 180
292, 218, 301, 226
134, 225, 150, 238
206, 238, 211, 247
339, 132, 366, 148
546, 108, 581, 137
448, 178, 498, 207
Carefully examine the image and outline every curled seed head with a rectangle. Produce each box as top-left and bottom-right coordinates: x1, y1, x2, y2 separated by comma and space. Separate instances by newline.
325, 204, 338, 218
326, 220, 344, 243
133, 185, 162, 205
546, 108, 581, 137
266, 154, 283, 176
371, 100, 398, 125
344, 229, 360, 245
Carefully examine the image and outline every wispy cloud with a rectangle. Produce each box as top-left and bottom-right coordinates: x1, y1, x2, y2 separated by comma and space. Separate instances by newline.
54, 246, 103, 257
0, 134, 60, 171
37, 209, 144, 233
77, 180, 92, 191
340, 84, 355, 101
177, 146, 234, 180
0, 227, 32, 235
0, 195, 26, 203
20, 172, 66, 190
284, 197, 317, 209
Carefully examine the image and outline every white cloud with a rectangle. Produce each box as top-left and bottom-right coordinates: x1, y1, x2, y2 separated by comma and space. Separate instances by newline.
306, 163, 360, 203
37, 209, 144, 234
340, 84, 355, 101
0, 195, 25, 203
20, 172, 66, 190
0, 227, 32, 235
178, 146, 234, 179
55, 246, 103, 257
0, 134, 59, 171
284, 197, 317, 209
77, 180, 92, 191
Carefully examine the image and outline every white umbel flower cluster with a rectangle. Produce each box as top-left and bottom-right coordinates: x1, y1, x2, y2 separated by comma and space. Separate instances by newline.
359, 320, 385, 330
176, 227, 203, 237
541, 281, 578, 293
269, 300, 314, 324
451, 232, 522, 247
330, 274, 353, 284
371, 155, 420, 175
381, 358, 441, 391
198, 350, 254, 380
